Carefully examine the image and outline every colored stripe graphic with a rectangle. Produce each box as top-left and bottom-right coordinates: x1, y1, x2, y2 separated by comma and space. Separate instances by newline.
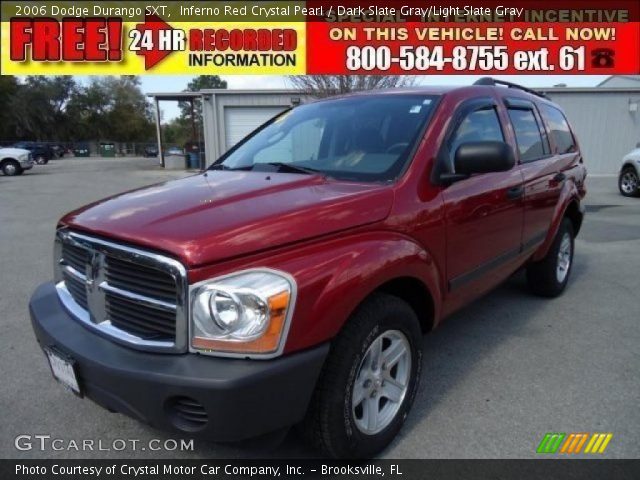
584, 433, 613, 454
538, 433, 613, 454
560, 433, 589, 454
537, 433, 566, 453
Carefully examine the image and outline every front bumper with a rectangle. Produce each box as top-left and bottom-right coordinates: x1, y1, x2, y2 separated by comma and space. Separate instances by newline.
20, 159, 34, 170
30, 282, 328, 441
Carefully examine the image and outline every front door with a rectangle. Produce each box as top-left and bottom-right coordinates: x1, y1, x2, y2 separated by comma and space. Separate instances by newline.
441, 98, 524, 313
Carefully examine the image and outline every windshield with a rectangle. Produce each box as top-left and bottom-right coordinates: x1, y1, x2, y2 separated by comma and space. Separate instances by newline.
214, 94, 439, 182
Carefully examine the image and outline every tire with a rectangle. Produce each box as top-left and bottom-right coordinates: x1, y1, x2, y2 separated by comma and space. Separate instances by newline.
1, 159, 22, 176
301, 293, 422, 458
526, 218, 575, 297
619, 166, 639, 197
35, 155, 48, 165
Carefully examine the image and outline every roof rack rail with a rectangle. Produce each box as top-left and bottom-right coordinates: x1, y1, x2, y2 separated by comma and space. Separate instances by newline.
473, 77, 548, 99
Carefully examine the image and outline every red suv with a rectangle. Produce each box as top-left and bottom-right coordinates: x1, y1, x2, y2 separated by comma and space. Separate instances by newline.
30, 78, 586, 458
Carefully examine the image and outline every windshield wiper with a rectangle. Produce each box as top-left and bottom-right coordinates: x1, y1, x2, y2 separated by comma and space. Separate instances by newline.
209, 164, 251, 171
262, 162, 322, 175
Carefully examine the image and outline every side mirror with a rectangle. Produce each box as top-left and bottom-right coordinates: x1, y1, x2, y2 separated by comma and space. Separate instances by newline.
454, 141, 515, 176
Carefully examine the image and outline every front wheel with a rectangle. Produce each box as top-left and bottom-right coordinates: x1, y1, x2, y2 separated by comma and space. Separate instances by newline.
527, 218, 575, 297
302, 293, 422, 458
1, 160, 22, 176
619, 167, 639, 197
35, 155, 48, 165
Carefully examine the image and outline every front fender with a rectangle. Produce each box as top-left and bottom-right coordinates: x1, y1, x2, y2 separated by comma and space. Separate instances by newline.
281, 231, 443, 352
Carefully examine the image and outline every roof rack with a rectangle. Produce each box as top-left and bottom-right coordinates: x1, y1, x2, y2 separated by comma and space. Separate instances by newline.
473, 77, 548, 99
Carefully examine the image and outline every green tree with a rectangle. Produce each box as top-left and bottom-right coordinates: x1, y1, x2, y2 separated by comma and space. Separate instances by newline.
177, 76, 227, 142
0, 76, 19, 141
108, 76, 154, 142
287, 75, 416, 98
66, 76, 153, 142
7, 76, 77, 140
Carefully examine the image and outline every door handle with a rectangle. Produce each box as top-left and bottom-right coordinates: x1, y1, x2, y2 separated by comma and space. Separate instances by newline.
553, 172, 566, 182
506, 186, 524, 200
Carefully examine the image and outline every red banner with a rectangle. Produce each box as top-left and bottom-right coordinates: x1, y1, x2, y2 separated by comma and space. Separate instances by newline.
305, 0, 640, 75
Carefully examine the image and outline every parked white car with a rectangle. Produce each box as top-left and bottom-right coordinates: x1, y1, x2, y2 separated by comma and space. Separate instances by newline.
0, 148, 34, 176
619, 143, 640, 197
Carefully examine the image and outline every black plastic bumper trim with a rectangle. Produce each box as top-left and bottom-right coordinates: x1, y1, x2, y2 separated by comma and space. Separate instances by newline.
29, 282, 329, 442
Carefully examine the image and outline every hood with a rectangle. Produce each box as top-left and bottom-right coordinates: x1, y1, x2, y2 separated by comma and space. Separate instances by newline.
61, 171, 394, 267
623, 148, 640, 162
0, 148, 30, 158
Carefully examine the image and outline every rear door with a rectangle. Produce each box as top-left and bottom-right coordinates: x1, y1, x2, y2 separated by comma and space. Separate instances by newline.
441, 97, 524, 304
505, 98, 557, 251
511, 101, 579, 251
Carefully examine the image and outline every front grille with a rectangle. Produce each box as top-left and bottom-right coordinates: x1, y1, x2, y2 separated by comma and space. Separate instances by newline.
63, 270, 89, 310
105, 256, 177, 303
106, 293, 176, 340
56, 230, 187, 352
62, 243, 88, 275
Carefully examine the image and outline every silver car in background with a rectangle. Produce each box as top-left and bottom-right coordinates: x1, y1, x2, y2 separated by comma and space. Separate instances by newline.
619, 143, 640, 197
0, 148, 34, 176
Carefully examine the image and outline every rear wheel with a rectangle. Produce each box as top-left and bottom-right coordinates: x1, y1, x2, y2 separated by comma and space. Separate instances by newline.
619, 166, 639, 197
526, 218, 574, 297
302, 293, 422, 458
1, 159, 22, 176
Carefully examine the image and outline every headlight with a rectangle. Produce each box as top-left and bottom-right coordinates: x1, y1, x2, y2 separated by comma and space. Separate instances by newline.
19, 153, 28, 162
190, 269, 295, 357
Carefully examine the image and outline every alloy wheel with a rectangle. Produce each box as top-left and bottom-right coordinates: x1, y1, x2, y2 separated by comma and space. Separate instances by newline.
352, 330, 412, 435
556, 232, 572, 283
620, 171, 638, 195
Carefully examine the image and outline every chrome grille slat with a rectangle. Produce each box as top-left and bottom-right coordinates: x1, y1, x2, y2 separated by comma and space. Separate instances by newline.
100, 283, 177, 311
62, 264, 85, 282
104, 277, 176, 301
55, 230, 187, 353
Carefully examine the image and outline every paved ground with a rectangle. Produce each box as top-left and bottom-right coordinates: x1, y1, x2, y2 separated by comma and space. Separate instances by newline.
1, 158, 638, 459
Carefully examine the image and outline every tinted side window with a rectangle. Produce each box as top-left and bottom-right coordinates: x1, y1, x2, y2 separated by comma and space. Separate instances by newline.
540, 105, 576, 154
449, 108, 504, 155
508, 109, 545, 162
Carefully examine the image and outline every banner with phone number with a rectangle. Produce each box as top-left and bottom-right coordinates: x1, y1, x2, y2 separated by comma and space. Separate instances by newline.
1, 0, 638, 75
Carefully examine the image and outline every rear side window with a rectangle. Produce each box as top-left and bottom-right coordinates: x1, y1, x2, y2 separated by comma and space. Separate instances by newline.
449, 108, 504, 155
508, 109, 546, 162
540, 105, 576, 154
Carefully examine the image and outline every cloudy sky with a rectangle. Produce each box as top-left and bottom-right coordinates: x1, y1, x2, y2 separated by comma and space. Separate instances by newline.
140, 74, 610, 120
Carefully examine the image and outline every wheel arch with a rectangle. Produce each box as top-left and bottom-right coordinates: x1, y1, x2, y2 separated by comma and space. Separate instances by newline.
0, 157, 18, 166
563, 199, 584, 237
369, 276, 436, 334
621, 160, 639, 175
532, 190, 583, 262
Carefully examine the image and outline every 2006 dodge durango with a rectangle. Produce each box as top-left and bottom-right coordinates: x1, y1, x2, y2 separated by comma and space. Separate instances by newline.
30, 78, 586, 458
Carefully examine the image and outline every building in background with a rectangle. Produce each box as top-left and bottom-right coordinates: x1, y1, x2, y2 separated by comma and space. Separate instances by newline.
596, 75, 640, 88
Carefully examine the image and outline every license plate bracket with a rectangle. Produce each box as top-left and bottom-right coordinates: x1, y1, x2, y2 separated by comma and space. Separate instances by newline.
44, 347, 82, 396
